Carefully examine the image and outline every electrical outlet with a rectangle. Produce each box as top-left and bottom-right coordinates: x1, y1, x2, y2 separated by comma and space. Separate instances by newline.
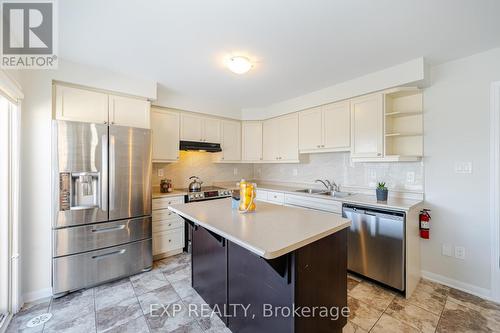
406, 172, 415, 184
157, 168, 164, 177
233, 168, 238, 176
455, 162, 473, 174
293, 168, 298, 176
442, 244, 453, 257
455, 246, 466, 260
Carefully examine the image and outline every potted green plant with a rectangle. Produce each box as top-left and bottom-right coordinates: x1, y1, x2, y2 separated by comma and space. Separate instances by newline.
376, 182, 388, 202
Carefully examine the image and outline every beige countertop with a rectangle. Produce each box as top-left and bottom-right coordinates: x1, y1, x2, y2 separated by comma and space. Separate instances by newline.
168, 198, 351, 259
152, 190, 187, 199
214, 181, 422, 211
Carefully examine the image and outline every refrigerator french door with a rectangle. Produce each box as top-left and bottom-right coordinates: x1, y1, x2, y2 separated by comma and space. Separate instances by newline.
52, 121, 152, 296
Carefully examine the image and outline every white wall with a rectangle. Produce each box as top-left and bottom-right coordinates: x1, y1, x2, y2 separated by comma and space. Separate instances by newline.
17, 59, 157, 301
241, 58, 425, 120
422, 47, 500, 296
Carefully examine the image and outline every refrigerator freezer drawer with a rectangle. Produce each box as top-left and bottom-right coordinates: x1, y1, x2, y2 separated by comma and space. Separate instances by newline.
53, 217, 152, 257
52, 239, 152, 295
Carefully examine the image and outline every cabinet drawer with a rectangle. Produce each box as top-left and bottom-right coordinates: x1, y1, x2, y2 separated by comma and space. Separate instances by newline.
153, 196, 185, 210
284, 194, 342, 213
256, 190, 268, 201
53, 239, 152, 295
152, 209, 180, 222
53, 217, 152, 257
267, 191, 284, 204
153, 219, 184, 233
153, 228, 184, 255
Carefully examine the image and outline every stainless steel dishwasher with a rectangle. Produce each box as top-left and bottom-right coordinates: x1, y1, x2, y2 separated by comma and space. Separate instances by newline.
342, 204, 405, 291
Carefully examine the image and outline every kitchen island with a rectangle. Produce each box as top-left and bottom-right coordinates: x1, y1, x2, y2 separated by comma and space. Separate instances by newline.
168, 198, 351, 333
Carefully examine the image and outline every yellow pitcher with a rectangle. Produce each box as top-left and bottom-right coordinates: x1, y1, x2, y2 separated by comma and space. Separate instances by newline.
239, 179, 256, 213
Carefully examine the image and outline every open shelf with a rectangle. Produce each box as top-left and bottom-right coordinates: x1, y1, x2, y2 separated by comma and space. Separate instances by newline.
384, 88, 423, 159
385, 132, 423, 137
385, 111, 422, 118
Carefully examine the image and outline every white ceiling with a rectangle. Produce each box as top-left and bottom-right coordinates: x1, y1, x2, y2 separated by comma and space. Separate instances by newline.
59, 0, 500, 116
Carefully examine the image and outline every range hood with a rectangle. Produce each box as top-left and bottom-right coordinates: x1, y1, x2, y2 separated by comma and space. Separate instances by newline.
179, 140, 222, 153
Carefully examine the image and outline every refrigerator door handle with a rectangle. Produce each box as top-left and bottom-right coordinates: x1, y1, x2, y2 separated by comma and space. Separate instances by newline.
109, 133, 115, 212
91, 224, 126, 233
101, 133, 108, 212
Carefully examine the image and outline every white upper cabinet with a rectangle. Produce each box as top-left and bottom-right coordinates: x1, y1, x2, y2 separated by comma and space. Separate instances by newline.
298, 101, 350, 153
180, 114, 221, 143
277, 114, 299, 161
180, 114, 203, 141
55, 85, 109, 124
298, 107, 322, 151
323, 101, 350, 150
203, 117, 221, 143
242, 121, 263, 161
109, 95, 150, 129
55, 84, 151, 129
151, 108, 180, 162
350, 93, 384, 158
262, 118, 281, 161
263, 114, 299, 162
218, 120, 241, 162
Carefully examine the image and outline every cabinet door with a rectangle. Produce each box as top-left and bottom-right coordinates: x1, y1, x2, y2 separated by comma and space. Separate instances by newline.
220, 120, 241, 161
180, 114, 203, 142
323, 101, 350, 150
298, 107, 323, 151
242, 122, 263, 161
277, 114, 299, 161
262, 119, 280, 161
151, 108, 180, 162
350, 93, 384, 158
110, 95, 150, 129
203, 118, 221, 143
55, 85, 109, 124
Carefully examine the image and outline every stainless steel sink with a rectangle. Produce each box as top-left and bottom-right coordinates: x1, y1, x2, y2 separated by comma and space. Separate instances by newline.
320, 191, 353, 198
295, 189, 328, 194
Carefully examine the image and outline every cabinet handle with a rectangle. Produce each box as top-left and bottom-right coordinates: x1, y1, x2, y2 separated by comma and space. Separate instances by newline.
168, 223, 171, 227
103, 121, 108, 124
168, 239, 172, 242
377, 153, 382, 156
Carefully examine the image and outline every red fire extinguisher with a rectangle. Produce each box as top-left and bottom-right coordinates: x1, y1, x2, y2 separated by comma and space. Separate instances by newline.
419, 209, 431, 239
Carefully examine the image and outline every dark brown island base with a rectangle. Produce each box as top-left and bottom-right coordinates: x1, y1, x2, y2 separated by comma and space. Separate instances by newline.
168, 199, 351, 333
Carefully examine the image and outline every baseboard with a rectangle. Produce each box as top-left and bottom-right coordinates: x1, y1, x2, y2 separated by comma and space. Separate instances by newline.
22, 287, 53, 304
421, 270, 493, 301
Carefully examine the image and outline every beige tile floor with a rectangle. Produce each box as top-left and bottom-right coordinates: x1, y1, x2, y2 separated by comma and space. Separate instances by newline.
6, 253, 500, 332
346, 274, 500, 333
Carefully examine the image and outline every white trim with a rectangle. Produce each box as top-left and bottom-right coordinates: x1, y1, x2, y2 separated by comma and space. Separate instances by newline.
22, 288, 53, 304
0, 313, 12, 333
422, 270, 493, 301
491, 81, 500, 303
0, 72, 23, 104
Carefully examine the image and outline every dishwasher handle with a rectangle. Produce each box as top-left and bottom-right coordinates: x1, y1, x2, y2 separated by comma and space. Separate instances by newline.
343, 204, 405, 220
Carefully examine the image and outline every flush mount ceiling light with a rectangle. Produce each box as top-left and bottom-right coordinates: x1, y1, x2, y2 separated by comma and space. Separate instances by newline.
226, 56, 253, 74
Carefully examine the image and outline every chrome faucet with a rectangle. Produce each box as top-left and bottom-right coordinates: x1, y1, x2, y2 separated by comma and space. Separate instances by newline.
315, 179, 339, 192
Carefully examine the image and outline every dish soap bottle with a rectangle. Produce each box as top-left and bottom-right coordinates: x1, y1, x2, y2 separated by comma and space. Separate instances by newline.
238, 179, 256, 213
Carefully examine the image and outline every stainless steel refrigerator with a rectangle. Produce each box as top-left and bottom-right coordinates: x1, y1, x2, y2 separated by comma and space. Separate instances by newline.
52, 120, 152, 296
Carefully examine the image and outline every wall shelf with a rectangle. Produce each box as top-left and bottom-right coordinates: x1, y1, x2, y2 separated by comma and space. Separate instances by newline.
385, 111, 422, 118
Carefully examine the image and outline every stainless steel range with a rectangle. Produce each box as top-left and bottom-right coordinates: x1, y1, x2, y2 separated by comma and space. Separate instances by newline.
184, 186, 233, 202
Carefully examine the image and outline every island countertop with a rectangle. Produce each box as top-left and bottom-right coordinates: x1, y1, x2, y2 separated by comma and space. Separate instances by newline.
168, 198, 351, 259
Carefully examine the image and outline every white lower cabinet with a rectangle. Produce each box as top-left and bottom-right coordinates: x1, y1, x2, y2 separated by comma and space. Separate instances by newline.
152, 195, 185, 258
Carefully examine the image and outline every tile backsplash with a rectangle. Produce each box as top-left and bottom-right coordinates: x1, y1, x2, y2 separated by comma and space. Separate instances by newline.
253, 152, 424, 193
153, 151, 423, 194
153, 151, 253, 190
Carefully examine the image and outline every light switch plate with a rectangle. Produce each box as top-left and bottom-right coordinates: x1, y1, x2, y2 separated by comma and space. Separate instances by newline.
157, 168, 164, 177
442, 244, 453, 257
406, 171, 415, 184
455, 246, 466, 260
